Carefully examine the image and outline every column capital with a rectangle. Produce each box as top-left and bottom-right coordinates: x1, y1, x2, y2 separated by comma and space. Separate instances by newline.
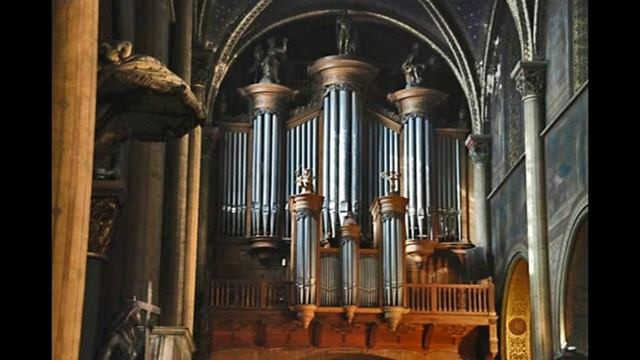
308, 55, 378, 89
387, 87, 448, 119
511, 61, 546, 98
465, 134, 491, 164
238, 83, 298, 112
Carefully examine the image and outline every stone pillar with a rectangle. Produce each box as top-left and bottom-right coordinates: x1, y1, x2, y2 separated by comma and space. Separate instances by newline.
113, 0, 135, 41
183, 119, 201, 333
160, 0, 194, 327
52, 0, 99, 359
464, 134, 491, 252
511, 60, 553, 360
119, 0, 170, 303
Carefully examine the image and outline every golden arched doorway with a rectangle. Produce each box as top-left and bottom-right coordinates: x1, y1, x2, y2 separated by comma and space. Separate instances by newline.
501, 258, 531, 360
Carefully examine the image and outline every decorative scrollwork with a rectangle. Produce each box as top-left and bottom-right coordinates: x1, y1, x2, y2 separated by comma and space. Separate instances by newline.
88, 197, 119, 259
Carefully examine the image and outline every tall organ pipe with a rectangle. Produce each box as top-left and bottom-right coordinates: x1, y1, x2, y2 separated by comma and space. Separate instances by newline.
290, 188, 323, 329
371, 190, 408, 309
308, 55, 378, 241
388, 87, 448, 243
239, 83, 296, 252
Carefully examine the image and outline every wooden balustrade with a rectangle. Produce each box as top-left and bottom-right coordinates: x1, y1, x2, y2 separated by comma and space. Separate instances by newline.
406, 283, 493, 314
209, 280, 291, 309
210, 279, 495, 316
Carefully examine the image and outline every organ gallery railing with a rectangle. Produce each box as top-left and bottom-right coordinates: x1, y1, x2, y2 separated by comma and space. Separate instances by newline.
209, 279, 495, 315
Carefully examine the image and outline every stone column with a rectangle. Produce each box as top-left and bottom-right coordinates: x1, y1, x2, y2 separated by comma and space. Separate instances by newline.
511, 60, 553, 360
113, 0, 135, 41
52, 0, 99, 359
464, 134, 491, 252
183, 116, 201, 333
160, 0, 193, 327
119, 0, 170, 302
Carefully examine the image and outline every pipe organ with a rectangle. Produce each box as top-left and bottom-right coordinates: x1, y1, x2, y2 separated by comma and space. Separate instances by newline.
219, 128, 248, 237
284, 116, 319, 238
308, 57, 377, 242
215, 54, 477, 332
238, 83, 297, 256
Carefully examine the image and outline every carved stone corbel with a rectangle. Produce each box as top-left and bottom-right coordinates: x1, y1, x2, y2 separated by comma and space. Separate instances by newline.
94, 41, 206, 165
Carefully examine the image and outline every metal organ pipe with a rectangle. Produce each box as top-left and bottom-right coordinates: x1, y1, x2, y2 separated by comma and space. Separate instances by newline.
322, 95, 330, 239
270, 113, 280, 236
262, 112, 272, 235
329, 89, 338, 238
351, 91, 360, 219
455, 138, 462, 240
239, 83, 296, 242
373, 193, 407, 308
255, 114, 263, 235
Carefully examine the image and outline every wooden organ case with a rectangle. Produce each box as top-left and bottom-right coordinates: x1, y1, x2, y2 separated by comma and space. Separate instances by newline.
208, 53, 498, 359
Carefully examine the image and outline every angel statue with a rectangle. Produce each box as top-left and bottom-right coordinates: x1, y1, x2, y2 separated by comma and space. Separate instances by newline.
336, 15, 358, 55
296, 168, 314, 194
249, 37, 288, 84
380, 171, 401, 195
402, 43, 427, 88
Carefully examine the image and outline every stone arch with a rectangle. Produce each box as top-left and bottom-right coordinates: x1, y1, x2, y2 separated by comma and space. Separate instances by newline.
559, 211, 588, 355
501, 256, 532, 360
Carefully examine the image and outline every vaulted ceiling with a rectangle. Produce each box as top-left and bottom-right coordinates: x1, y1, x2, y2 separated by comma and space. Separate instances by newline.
191, 0, 534, 134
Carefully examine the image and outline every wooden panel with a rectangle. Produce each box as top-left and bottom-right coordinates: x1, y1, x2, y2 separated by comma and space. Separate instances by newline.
262, 322, 313, 348
370, 323, 424, 351
315, 320, 368, 348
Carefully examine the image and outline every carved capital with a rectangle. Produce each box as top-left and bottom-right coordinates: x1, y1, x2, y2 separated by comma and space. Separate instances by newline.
465, 134, 491, 164
511, 61, 546, 97
88, 197, 119, 259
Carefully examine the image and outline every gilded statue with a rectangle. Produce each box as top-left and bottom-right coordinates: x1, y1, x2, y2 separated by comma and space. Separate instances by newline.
402, 43, 427, 88
336, 15, 358, 55
296, 168, 314, 193
94, 301, 144, 360
380, 171, 401, 194
249, 37, 288, 84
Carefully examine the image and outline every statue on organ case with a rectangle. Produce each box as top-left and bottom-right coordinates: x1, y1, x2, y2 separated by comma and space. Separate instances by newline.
380, 171, 401, 195
249, 37, 288, 84
336, 15, 358, 55
296, 168, 315, 194
402, 43, 427, 88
